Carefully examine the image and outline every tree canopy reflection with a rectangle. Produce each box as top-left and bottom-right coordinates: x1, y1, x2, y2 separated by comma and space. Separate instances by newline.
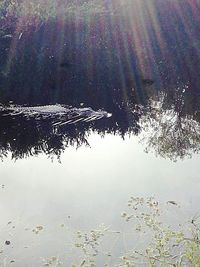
0, 86, 199, 161
140, 88, 200, 161
0, 0, 199, 161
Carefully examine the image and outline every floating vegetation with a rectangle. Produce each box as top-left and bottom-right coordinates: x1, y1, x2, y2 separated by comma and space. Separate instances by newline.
42, 256, 63, 267
0, 197, 200, 266
70, 197, 200, 267
4, 241, 10, 246
32, 225, 44, 235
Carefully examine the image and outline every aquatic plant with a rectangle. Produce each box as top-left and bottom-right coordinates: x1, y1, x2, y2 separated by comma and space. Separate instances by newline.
0, 197, 200, 266
69, 197, 200, 267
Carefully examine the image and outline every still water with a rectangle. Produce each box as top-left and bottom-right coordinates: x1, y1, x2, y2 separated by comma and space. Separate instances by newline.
0, 0, 200, 266
0, 134, 199, 266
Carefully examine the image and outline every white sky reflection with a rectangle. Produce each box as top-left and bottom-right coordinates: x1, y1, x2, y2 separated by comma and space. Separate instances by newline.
0, 134, 199, 266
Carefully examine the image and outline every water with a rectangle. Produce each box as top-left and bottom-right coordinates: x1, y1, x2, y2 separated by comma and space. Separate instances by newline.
0, 0, 200, 266
0, 135, 199, 266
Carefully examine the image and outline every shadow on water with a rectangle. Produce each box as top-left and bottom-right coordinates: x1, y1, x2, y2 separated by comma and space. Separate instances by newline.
0, 0, 199, 160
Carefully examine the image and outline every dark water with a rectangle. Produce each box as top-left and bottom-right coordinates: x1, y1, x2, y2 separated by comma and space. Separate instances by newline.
0, 0, 199, 266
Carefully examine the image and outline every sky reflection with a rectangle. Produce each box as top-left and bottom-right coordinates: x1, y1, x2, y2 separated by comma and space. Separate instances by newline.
0, 133, 199, 266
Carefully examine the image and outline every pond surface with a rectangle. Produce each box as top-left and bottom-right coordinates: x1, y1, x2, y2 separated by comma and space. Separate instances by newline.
0, 0, 200, 266
0, 135, 199, 266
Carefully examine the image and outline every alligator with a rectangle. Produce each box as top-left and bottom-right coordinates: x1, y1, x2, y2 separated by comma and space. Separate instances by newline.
0, 104, 112, 126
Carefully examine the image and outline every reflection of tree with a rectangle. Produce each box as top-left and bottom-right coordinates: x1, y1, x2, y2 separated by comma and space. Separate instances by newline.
0, 0, 200, 161
140, 91, 200, 161
0, 106, 141, 160
0, 87, 199, 161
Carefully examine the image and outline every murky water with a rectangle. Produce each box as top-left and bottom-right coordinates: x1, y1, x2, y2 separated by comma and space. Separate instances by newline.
0, 0, 200, 266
